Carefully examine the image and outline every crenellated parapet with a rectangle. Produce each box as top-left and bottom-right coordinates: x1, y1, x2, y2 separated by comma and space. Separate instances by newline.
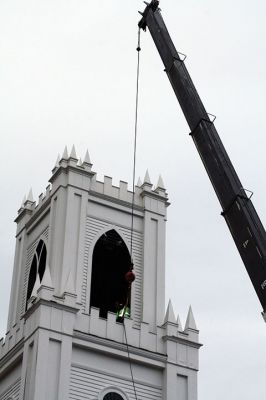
2, 283, 201, 370
0, 319, 24, 361
74, 300, 201, 371
50, 145, 169, 213
15, 145, 169, 230
0, 295, 200, 398
1, 295, 200, 365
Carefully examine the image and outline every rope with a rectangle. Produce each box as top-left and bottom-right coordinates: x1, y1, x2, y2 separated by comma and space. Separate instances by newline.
123, 27, 142, 400
123, 317, 138, 400
130, 27, 141, 258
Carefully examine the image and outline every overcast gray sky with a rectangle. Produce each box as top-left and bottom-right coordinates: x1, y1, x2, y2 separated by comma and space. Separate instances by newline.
1, 1, 266, 399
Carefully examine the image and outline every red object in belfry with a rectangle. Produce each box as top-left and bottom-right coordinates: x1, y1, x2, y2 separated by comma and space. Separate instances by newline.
125, 270, 135, 284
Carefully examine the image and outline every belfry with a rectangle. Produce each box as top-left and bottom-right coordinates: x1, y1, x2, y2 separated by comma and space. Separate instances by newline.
0, 146, 201, 400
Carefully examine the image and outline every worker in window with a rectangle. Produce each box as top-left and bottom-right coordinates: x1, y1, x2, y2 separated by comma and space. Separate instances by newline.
115, 301, 130, 323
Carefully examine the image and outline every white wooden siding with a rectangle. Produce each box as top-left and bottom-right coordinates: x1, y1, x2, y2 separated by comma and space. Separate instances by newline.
69, 365, 161, 400
0, 378, 20, 400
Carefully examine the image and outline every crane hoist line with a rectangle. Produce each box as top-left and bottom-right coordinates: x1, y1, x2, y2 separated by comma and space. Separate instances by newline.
138, 0, 266, 318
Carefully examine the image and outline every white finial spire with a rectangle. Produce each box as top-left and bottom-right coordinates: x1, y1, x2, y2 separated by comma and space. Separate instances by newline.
40, 264, 53, 288
31, 274, 41, 299
26, 188, 34, 203
184, 305, 197, 330
62, 146, 68, 160
70, 145, 78, 160
83, 149, 91, 165
143, 169, 151, 184
137, 177, 142, 187
163, 299, 176, 324
156, 174, 165, 189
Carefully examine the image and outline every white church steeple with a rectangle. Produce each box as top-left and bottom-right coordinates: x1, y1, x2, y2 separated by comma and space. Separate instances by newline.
0, 147, 201, 400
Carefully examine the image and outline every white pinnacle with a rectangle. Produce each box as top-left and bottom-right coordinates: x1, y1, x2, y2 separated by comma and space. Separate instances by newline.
62, 146, 68, 160
83, 149, 91, 165
184, 305, 197, 330
27, 188, 34, 203
137, 177, 142, 187
41, 264, 53, 288
31, 273, 41, 298
144, 169, 151, 184
70, 145, 77, 159
163, 299, 176, 324
156, 174, 165, 189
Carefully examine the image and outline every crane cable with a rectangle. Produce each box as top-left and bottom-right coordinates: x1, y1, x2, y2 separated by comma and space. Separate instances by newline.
130, 27, 141, 258
122, 27, 142, 400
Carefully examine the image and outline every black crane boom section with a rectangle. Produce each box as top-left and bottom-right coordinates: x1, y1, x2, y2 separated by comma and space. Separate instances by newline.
139, 0, 266, 314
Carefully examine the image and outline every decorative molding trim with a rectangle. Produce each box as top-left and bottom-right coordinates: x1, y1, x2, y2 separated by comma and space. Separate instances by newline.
98, 386, 129, 400
73, 332, 166, 364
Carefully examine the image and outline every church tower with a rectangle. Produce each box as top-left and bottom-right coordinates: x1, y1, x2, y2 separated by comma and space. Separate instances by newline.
0, 147, 201, 400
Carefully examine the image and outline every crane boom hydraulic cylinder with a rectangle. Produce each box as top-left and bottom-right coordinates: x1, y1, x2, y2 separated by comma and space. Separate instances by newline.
139, 0, 266, 315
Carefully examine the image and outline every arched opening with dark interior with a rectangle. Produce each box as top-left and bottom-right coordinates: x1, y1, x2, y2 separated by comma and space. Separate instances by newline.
26, 240, 47, 307
103, 393, 124, 400
26, 255, 37, 305
90, 229, 131, 319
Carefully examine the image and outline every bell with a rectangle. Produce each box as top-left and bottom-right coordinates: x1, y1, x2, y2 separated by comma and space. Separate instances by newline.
125, 270, 136, 284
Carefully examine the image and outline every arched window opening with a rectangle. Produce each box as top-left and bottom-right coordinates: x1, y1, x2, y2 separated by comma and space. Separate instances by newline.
26, 255, 37, 305
90, 230, 131, 319
103, 393, 124, 400
26, 240, 47, 307
38, 241, 47, 281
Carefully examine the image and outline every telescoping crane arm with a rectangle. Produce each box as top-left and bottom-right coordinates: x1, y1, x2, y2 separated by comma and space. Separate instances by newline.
139, 0, 266, 316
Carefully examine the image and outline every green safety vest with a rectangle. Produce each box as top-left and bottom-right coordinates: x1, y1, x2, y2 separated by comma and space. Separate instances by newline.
116, 306, 130, 319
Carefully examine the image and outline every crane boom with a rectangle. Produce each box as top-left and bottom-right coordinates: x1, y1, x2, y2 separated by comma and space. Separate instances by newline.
139, 0, 266, 316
